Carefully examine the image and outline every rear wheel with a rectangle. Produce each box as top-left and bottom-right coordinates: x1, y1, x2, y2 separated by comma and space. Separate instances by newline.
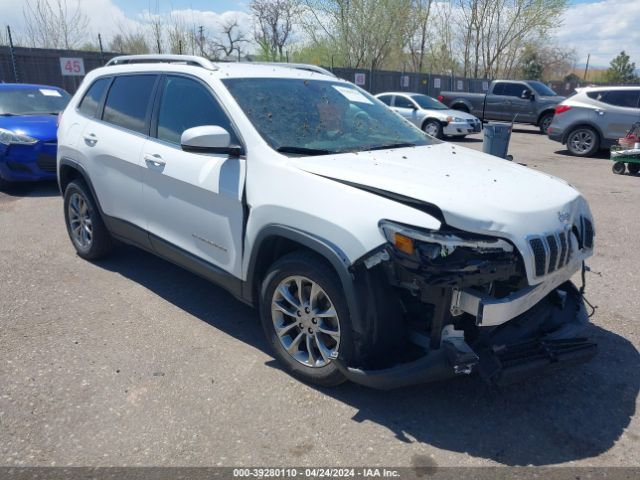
63, 180, 113, 260
538, 113, 554, 134
423, 119, 444, 139
612, 162, 626, 175
259, 252, 353, 387
566, 126, 600, 157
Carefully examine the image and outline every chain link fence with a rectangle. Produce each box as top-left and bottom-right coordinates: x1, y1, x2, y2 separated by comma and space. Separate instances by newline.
1, 45, 618, 97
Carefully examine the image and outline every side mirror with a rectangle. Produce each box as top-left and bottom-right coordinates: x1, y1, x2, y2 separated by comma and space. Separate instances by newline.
521, 89, 532, 100
181, 125, 242, 156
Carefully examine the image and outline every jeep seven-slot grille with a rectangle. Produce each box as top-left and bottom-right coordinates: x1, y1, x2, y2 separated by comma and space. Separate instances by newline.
528, 216, 594, 278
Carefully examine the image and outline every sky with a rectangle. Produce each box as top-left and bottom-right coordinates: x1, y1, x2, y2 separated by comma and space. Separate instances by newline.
2, 0, 639, 69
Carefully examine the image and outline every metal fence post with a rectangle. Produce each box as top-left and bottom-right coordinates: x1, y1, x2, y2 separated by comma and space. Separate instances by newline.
7, 25, 19, 82
98, 33, 105, 65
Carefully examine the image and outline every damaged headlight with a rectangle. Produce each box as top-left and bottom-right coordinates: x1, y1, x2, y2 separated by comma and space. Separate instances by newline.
379, 220, 514, 259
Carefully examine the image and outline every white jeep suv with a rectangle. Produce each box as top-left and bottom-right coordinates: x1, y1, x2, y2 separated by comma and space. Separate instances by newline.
57, 55, 597, 389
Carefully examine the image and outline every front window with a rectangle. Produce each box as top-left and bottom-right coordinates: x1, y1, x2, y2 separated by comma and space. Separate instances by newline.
528, 81, 557, 97
0, 87, 70, 115
410, 94, 448, 110
223, 78, 435, 155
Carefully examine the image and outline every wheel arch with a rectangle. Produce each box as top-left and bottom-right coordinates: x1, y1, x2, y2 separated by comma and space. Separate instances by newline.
537, 109, 555, 126
450, 101, 471, 113
421, 117, 447, 130
243, 225, 354, 308
58, 158, 103, 214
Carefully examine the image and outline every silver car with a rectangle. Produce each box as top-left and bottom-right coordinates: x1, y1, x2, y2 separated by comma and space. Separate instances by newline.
375, 92, 482, 139
548, 86, 640, 157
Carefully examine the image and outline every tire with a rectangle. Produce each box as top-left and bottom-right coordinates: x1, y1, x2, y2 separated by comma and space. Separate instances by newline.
423, 119, 444, 139
63, 179, 113, 260
538, 113, 554, 134
566, 126, 600, 157
612, 162, 627, 175
628, 163, 640, 175
259, 251, 354, 387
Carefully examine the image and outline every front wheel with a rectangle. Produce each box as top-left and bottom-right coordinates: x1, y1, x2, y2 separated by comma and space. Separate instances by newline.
423, 119, 444, 139
538, 113, 554, 134
259, 252, 353, 387
566, 126, 600, 157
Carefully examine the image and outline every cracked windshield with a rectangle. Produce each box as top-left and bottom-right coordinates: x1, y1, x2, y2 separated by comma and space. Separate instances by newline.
223, 78, 437, 155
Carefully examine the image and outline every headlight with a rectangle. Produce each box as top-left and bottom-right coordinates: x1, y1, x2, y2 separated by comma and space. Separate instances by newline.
454, 117, 464, 122
379, 220, 513, 259
0, 128, 38, 146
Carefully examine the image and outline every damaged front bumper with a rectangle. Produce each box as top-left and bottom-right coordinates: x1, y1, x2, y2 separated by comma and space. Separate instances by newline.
333, 280, 596, 389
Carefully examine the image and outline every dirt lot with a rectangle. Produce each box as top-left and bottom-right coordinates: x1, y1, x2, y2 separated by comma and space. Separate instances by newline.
1, 126, 638, 469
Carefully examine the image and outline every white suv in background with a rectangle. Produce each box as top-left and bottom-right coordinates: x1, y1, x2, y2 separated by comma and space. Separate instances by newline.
57, 55, 597, 389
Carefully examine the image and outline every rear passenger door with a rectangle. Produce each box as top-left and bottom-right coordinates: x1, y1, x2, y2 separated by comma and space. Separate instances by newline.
141, 74, 246, 278
597, 89, 640, 140
485, 82, 510, 121
80, 74, 159, 235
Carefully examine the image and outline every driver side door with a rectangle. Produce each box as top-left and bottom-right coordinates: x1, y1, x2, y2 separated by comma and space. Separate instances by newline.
392, 95, 421, 127
141, 74, 246, 278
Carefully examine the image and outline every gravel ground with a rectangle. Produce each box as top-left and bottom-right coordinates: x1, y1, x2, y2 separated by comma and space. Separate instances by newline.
0, 126, 638, 470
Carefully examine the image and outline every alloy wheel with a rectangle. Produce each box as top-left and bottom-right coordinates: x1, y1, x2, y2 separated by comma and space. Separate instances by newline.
68, 192, 93, 249
568, 129, 595, 154
424, 122, 439, 137
271, 275, 341, 368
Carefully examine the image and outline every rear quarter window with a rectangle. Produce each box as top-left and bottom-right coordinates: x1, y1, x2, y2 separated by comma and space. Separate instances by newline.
78, 77, 110, 117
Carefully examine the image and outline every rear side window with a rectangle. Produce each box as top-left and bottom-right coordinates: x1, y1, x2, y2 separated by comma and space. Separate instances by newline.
394, 96, 415, 108
491, 83, 505, 95
155, 75, 237, 145
377, 95, 392, 106
103, 75, 157, 134
78, 77, 110, 117
602, 90, 640, 108
502, 83, 529, 97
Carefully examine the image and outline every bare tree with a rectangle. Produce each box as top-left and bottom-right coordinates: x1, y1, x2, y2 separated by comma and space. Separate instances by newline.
167, 13, 199, 55
405, 0, 433, 72
109, 32, 151, 54
23, 0, 89, 49
210, 18, 249, 60
251, 0, 299, 61
301, 0, 411, 70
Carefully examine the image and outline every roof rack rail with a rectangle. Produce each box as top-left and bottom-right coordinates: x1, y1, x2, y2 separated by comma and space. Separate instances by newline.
248, 62, 335, 77
105, 54, 217, 70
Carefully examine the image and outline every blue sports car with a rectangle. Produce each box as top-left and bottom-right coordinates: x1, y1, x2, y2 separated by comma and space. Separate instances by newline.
0, 83, 71, 184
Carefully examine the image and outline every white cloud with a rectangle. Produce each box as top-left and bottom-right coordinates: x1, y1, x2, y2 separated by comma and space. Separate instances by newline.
1, 0, 251, 48
555, 0, 640, 68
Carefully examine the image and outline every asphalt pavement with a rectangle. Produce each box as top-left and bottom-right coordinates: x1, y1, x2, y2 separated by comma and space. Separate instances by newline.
0, 126, 638, 469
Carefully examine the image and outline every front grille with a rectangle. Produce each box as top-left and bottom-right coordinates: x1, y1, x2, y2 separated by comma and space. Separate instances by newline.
529, 238, 546, 277
528, 215, 593, 278
546, 234, 559, 273
36, 153, 56, 173
582, 217, 594, 249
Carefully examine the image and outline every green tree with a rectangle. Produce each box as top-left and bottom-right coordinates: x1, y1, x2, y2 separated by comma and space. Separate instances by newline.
521, 47, 543, 80
605, 51, 638, 83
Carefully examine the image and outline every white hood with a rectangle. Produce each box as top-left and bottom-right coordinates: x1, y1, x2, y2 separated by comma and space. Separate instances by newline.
294, 143, 592, 283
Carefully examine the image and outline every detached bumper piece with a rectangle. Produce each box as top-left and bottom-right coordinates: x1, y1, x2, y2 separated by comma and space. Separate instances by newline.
333, 282, 596, 390
477, 338, 597, 386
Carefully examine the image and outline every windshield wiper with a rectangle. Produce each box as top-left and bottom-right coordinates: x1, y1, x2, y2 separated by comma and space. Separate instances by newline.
276, 146, 335, 156
0, 112, 18, 116
365, 142, 416, 151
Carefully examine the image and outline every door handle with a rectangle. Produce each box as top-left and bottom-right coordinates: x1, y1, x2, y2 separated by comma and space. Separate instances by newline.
595, 109, 605, 116
83, 133, 98, 145
144, 153, 166, 167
